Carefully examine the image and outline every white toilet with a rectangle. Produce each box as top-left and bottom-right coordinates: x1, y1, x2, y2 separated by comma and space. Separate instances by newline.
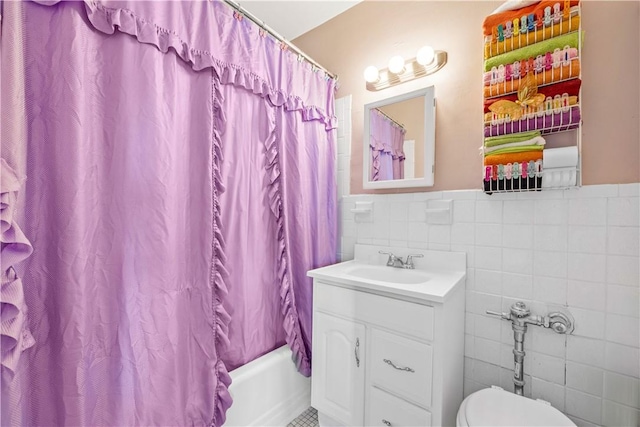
457, 386, 576, 426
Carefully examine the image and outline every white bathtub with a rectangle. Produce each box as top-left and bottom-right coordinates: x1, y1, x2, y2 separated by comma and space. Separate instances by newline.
224, 345, 311, 426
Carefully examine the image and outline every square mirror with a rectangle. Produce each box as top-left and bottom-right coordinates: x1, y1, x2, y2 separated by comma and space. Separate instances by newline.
363, 86, 436, 189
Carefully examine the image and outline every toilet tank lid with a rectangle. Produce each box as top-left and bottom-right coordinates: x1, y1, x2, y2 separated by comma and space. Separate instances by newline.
462, 387, 575, 426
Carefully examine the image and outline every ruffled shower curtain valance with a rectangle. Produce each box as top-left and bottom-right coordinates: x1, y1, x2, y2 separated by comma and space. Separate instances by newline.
1, 1, 336, 425
83, 0, 337, 130
369, 109, 406, 181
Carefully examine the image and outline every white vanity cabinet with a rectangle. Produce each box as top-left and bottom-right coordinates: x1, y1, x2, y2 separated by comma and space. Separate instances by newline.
308, 246, 466, 427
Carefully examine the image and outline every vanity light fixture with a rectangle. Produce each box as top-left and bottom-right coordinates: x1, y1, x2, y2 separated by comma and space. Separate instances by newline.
416, 46, 435, 66
387, 55, 406, 74
364, 65, 380, 83
364, 45, 447, 91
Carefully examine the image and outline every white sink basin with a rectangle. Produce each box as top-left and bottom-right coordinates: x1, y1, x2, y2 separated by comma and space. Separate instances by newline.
307, 245, 467, 303
343, 265, 431, 285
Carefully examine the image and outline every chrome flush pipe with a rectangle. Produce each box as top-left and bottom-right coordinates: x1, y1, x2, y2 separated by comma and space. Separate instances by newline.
487, 301, 574, 396
511, 317, 527, 394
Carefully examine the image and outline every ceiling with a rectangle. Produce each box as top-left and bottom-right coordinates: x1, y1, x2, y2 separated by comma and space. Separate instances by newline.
239, 1, 361, 41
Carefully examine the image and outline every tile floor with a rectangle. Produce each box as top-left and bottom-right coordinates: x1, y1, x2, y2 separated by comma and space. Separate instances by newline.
287, 407, 319, 427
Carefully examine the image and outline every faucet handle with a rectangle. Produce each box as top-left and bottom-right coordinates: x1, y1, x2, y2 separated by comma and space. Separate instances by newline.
378, 250, 396, 266
405, 254, 424, 269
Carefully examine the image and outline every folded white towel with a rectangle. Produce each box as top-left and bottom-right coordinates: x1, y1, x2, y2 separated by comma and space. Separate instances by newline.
543, 146, 579, 169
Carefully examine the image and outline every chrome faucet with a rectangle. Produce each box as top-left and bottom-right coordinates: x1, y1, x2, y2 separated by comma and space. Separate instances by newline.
379, 251, 424, 269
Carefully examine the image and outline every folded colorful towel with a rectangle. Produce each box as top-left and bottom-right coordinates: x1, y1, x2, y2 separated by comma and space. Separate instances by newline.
484, 136, 546, 154
485, 96, 577, 121
485, 143, 545, 156
483, 0, 580, 36
484, 48, 578, 85
484, 105, 581, 137
484, 150, 543, 166
485, 130, 541, 146
484, 31, 581, 72
484, 59, 580, 97
484, 78, 581, 112
485, 14, 580, 59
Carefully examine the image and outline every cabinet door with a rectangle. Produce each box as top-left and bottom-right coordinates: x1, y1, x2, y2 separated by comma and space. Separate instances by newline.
312, 311, 366, 426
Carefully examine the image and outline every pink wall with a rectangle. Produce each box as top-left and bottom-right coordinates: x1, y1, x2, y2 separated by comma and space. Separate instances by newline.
294, 1, 640, 194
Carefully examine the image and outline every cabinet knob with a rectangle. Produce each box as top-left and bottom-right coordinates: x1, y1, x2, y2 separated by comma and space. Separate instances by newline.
382, 420, 392, 426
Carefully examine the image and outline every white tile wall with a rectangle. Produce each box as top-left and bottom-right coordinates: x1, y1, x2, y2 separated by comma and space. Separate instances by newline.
608, 197, 640, 226
571, 307, 606, 339
568, 280, 607, 311
602, 400, 640, 427
532, 378, 566, 411
332, 105, 640, 426
533, 276, 568, 305
605, 342, 640, 378
603, 371, 640, 409
566, 362, 605, 396
566, 388, 603, 425
528, 351, 566, 385
335, 95, 352, 261
530, 326, 566, 358
568, 226, 607, 254
606, 284, 639, 317
567, 335, 606, 368
606, 255, 639, 287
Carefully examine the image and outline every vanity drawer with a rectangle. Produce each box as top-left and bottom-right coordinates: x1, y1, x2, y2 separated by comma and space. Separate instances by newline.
366, 387, 432, 427
370, 328, 433, 408
314, 282, 435, 341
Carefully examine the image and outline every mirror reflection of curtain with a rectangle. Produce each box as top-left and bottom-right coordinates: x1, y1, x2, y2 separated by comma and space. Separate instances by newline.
369, 110, 406, 181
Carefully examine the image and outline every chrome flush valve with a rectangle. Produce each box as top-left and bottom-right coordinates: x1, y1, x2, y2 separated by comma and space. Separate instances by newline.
510, 301, 530, 318
486, 301, 530, 321
487, 301, 574, 334
486, 301, 574, 396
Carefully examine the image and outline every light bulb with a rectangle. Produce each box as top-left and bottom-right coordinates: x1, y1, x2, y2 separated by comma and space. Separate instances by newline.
363, 65, 379, 83
416, 46, 435, 66
388, 56, 405, 74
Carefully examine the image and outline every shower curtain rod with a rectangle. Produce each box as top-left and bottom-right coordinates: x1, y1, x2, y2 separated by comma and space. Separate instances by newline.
222, 0, 337, 80
375, 108, 405, 129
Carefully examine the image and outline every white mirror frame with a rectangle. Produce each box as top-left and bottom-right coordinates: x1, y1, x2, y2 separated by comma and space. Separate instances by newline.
363, 86, 436, 189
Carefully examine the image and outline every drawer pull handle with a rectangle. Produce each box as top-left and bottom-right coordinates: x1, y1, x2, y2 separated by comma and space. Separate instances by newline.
382, 419, 392, 426
355, 338, 360, 368
383, 359, 415, 373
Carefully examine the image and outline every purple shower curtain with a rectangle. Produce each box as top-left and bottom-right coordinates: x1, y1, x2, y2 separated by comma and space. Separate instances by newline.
2, 3, 223, 425
273, 104, 338, 373
216, 83, 287, 370
369, 110, 406, 181
1, 1, 337, 425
